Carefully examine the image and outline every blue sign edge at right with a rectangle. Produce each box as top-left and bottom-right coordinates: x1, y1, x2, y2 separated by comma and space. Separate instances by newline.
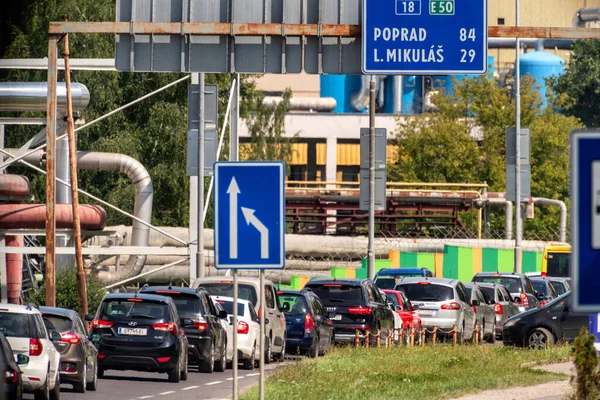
213, 161, 286, 270
360, 0, 489, 75
571, 130, 600, 312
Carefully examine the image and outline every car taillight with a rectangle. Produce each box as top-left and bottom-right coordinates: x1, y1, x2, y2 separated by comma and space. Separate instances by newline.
494, 303, 503, 315
238, 321, 249, 334
520, 292, 529, 307
539, 300, 548, 307
304, 313, 315, 331
348, 306, 371, 315
92, 319, 115, 329
60, 332, 81, 345
440, 302, 461, 310
541, 271, 547, 277
151, 322, 178, 336
5, 369, 17, 384
29, 338, 43, 357
193, 321, 207, 331
472, 306, 477, 313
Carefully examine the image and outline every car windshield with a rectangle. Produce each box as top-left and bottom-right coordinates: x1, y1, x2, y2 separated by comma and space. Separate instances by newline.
278, 294, 309, 316
550, 281, 567, 296
531, 280, 548, 295
396, 283, 454, 302
215, 300, 245, 317
99, 299, 169, 320
384, 294, 399, 307
479, 287, 495, 302
472, 276, 522, 294
199, 284, 258, 307
306, 285, 364, 306
162, 295, 203, 319
375, 274, 423, 289
0, 313, 31, 338
43, 315, 73, 333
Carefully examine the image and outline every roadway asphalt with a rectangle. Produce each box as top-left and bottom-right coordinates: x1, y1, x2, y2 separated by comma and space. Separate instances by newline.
22, 360, 294, 400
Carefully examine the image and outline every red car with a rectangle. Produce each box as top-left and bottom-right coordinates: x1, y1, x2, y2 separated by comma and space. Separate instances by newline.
382, 289, 422, 333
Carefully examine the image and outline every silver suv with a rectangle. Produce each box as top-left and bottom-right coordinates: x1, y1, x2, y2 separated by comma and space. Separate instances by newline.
394, 278, 476, 343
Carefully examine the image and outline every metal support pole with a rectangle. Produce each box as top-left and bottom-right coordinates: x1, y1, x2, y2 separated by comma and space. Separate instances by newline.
230, 74, 239, 162
514, 0, 522, 273
45, 36, 58, 307
367, 75, 376, 279
0, 235, 6, 303
259, 270, 265, 400
197, 73, 206, 278
63, 27, 88, 319
232, 269, 239, 400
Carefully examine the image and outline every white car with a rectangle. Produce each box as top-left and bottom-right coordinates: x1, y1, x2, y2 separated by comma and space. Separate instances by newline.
0, 303, 62, 399
212, 296, 260, 370
211, 298, 232, 364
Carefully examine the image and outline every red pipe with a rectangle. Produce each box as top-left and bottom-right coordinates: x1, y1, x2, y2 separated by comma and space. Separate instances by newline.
0, 204, 107, 230
6, 235, 23, 304
0, 175, 30, 197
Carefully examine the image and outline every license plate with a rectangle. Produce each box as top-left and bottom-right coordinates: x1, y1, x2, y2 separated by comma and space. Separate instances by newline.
417, 310, 434, 316
333, 314, 342, 321
118, 327, 147, 336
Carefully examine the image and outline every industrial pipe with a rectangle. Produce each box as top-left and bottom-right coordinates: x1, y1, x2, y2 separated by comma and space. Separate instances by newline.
0, 204, 106, 229
532, 197, 567, 243
262, 96, 337, 112
0, 82, 90, 112
574, 8, 600, 27
0, 175, 30, 197
487, 38, 573, 49
483, 198, 513, 241
5, 235, 23, 304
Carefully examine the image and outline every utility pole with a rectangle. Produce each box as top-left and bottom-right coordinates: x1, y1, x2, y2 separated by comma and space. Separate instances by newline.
514, 0, 522, 273
367, 76, 376, 279
63, 21, 88, 318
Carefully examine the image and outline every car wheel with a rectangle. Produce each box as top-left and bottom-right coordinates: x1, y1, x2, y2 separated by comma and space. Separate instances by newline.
86, 361, 98, 391
168, 356, 181, 383
480, 320, 485, 343
200, 343, 215, 373
215, 341, 227, 372
264, 337, 272, 364
527, 327, 554, 350
276, 335, 286, 361
309, 335, 319, 358
458, 322, 465, 345
34, 379, 50, 400
180, 354, 189, 381
73, 364, 87, 393
50, 371, 60, 400
487, 323, 496, 344
97, 366, 104, 379
243, 344, 256, 370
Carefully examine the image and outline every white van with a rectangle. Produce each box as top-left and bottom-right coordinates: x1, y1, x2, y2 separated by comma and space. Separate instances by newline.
192, 276, 287, 363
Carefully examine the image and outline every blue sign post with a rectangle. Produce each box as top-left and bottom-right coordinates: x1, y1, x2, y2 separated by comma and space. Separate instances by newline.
572, 131, 600, 312
362, 0, 488, 74
214, 162, 285, 270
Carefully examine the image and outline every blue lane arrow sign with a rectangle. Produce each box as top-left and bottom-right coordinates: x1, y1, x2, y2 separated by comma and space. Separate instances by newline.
214, 162, 285, 270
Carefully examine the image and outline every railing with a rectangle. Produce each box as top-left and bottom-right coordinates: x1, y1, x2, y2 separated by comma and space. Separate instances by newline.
352, 324, 484, 348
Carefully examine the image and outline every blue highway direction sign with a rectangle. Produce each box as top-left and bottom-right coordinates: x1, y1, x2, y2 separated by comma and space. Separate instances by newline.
572, 131, 600, 312
214, 162, 285, 269
362, 0, 488, 74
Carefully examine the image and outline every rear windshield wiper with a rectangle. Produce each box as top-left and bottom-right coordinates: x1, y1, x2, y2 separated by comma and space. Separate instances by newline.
327, 298, 348, 302
420, 297, 440, 301
129, 314, 155, 319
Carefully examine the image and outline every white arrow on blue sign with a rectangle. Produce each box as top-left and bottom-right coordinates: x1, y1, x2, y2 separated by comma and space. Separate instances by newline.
362, 0, 488, 75
214, 162, 285, 269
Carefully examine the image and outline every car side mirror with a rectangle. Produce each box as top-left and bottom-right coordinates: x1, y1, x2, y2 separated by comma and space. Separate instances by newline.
471, 300, 480, 307
181, 318, 194, 327
16, 354, 29, 365
411, 305, 417, 311
85, 314, 94, 322
395, 305, 403, 312
50, 330, 62, 342
218, 310, 228, 319
514, 297, 522, 303
263, 317, 270, 324
281, 302, 290, 312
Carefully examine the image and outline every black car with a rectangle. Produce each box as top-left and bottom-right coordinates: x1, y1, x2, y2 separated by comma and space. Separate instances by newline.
547, 277, 571, 296
472, 272, 539, 312
41, 306, 99, 393
503, 292, 588, 349
529, 277, 558, 307
303, 278, 395, 344
139, 285, 228, 373
277, 289, 334, 357
87, 293, 189, 382
0, 332, 24, 400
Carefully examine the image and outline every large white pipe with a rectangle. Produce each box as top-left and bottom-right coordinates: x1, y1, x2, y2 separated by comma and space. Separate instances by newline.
0, 82, 90, 112
262, 96, 337, 112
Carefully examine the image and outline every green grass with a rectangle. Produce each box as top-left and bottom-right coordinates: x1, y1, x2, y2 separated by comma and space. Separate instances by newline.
240, 345, 571, 400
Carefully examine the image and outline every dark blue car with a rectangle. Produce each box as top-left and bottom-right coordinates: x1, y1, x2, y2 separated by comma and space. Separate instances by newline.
374, 268, 435, 290
277, 289, 335, 357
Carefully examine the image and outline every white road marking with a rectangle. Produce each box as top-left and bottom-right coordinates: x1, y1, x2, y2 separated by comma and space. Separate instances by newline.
159, 391, 176, 396
181, 386, 199, 390
226, 376, 245, 381
138, 396, 155, 399
206, 381, 223, 386
245, 373, 260, 377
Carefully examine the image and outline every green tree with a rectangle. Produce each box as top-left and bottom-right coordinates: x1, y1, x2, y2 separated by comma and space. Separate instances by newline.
571, 327, 600, 399
552, 40, 600, 128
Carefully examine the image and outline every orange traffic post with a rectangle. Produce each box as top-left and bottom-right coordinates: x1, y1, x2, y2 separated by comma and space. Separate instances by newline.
355, 329, 360, 348
420, 326, 426, 347
452, 324, 457, 346
410, 327, 415, 347
365, 330, 370, 349
432, 326, 437, 346
376, 329, 381, 348
387, 328, 391, 348
475, 324, 479, 345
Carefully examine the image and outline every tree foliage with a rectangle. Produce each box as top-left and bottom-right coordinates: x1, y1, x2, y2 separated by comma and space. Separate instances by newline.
552, 40, 600, 128
390, 75, 581, 234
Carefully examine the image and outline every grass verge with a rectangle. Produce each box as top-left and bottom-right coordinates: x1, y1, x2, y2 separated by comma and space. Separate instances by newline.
240, 344, 571, 400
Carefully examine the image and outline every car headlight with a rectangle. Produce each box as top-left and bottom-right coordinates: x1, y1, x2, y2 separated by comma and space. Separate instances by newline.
503, 317, 521, 328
